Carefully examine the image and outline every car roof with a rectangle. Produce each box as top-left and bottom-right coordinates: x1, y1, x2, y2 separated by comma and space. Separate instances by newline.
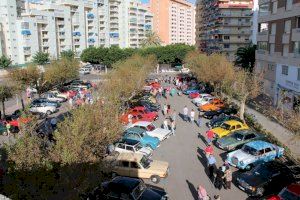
225, 120, 243, 125
117, 153, 143, 162
125, 127, 146, 134
233, 129, 256, 135
119, 139, 139, 146
110, 176, 140, 192
286, 183, 300, 196
133, 121, 151, 127
245, 140, 273, 150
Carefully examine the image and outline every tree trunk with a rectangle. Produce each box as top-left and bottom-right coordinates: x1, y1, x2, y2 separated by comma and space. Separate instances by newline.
21, 97, 25, 110
239, 97, 247, 121
2, 101, 5, 119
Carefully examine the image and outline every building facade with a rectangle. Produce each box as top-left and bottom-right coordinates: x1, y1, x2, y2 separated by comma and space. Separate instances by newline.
256, 0, 300, 110
195, 0, 253, 61
0, 0, 153, 65
148, 0, 195, 45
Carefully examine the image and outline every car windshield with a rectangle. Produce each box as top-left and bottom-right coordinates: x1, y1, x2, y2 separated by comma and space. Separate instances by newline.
203, 97, 210, 102
220, 123, 231, 130
134, 143, 143, 151
132, 181, 147, 199
139, 132, 145, 137
242, 145, 257, 156
140, 156, 152, 169
279, 188, 300, 200
233, 133, 244, 141
146, 124, 156, 131
252, 165, 277, 179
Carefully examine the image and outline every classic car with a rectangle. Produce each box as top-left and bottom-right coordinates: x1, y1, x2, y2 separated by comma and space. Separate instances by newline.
216, 129, 266, 151
226, 140, 284, 170
211, 120, 249, 138
113, 139, 152, 157
188, 92, 200, 99
183, 86, 200, 95
120, 113, 154, 125
29, 103, 58, 115
266, 183, 300, 200
126, 121, 172, 141
123, 127, 160, 150
203, 107, 238, 119
194, 96, 215, 107
132, 93, 157, 104
236, 161, 299, 197
129, 106, 158, 121
207, 115, 243, 128
148, 82, 161, 90
129, 100, 160, 112
90, 176, 168, 200
106, 153, 169, 183
192, 94, 212, 105
41, 92, 66, 103
31, 98, 61, 108
199, 99, 225, 112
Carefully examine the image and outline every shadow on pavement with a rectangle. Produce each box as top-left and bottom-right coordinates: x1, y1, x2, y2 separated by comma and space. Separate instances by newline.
219, 151, 228, 162
186, 180, 199, 200
197, 133, 208, 146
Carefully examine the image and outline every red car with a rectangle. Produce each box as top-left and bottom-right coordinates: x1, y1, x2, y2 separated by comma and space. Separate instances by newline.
267, 184, 300, 200
120, 112, 154, 125
148, 82, 161, 90
130, 106, 158, 121
189, 92, 200, 99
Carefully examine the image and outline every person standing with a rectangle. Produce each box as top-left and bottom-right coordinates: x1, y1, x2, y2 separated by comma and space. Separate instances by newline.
163, 104, 167, 116
128, 113, 133, 124
6, 123, 11, 137
167, 103, 171, 115
214, 167, 224, 190
163, 118, 169, 130
198, 185, 210, 200
204, 145, 214, 157
171, 110, 177, 125
171, 120, 175, 135
197, 112, 202, 127
206, 130, 214, 145
224, 167, 232, 190
190, 109, 195, 123
183, 106, 188, 122
207, 154, 216, 180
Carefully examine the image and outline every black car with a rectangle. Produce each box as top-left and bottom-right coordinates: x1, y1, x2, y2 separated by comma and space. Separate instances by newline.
235, 161, 299, 197
207, 115, 243, 128
31, 98, 61, 108
129, 100, 160, 112
89, 176, 168, 200
203, 107, 238, 119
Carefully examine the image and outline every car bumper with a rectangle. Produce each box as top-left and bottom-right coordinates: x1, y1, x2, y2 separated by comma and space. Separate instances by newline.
236, 183, 258, 196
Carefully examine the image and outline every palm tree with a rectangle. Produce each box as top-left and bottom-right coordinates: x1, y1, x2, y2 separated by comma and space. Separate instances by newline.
140, 31, 162, 48
0, 55, 12, 69
235, 44, 257, 73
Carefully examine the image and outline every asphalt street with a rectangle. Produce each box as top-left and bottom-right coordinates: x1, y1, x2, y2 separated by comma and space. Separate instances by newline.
148, 80, 248, 200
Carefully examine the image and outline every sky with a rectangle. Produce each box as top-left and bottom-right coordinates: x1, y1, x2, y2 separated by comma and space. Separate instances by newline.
141, 0, 196, 4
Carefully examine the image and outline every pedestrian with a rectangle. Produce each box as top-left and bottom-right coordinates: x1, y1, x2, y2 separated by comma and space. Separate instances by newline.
171, 120, 175, 135
190, 109, 195, 123
214, 167, 224, 190
167, 103, 171, 114
171, 110, 177, 124
6, 123, 11, 137
163, 118, 169, 130
224, 167, 232, 190
206, 130, 214, 145
197, 112, 202, 127
204, 145, 214, 157
198, 185, 210, 200
214, 195, 221, 200
183, 106, 188, 122
163, 104, 167, 116
207, 154, 216, 179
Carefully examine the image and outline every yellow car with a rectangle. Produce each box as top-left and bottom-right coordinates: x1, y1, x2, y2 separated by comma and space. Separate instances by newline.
211, 120, 249, 138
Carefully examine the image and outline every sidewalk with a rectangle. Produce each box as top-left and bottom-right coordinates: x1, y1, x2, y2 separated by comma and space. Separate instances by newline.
244, 105, 300, 159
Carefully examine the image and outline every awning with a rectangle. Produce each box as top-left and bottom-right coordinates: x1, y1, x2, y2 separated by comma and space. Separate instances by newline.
87, 13, 94, 19
21, 30, 31, 35
109, 32, 119, 38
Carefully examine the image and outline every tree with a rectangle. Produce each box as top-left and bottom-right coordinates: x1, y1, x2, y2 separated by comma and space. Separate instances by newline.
235, 44, 257, 73
140, 31, 162, 48
32, 51, 50, 65
0, 55, 12, 69
0, 84, 14, 118
60, 50, 75, 60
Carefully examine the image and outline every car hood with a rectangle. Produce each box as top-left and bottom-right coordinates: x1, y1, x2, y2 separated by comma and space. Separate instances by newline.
141, 188, 167, 200
151, 128, 171, 136
217, 136, 237, 147
144, 135, 160, 145
204, 111, 218, 116
239, 173, 267, 187
230, 149, 255, 162
212, 127, 229, 137
148, 160, 169, 174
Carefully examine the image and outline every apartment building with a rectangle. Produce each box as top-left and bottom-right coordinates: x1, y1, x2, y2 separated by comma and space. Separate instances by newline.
196, 0, 253, 61
256, 0, 300, 110
149, 0, 195, 45
0, 0, 153, 65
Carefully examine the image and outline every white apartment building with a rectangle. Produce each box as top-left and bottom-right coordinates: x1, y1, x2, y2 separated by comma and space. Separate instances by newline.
0, 0, 153, 65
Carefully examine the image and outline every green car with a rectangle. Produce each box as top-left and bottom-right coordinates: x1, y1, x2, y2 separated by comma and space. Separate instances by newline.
215, 129, 266, 151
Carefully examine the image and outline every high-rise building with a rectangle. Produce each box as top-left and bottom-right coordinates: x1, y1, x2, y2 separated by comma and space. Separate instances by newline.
148, 0, 195, 45
255, 0, 300, 110
195, 0, 253, 61
0, 0, 153, 65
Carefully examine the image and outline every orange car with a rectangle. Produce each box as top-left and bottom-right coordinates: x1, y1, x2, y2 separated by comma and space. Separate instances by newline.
120, 112, 154, 125
199, 99, 224, 112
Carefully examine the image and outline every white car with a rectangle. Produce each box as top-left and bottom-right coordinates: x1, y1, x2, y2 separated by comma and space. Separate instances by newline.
113, 139, 152, 157
29, 103, 58, 115
194, 96, 215, 107
192, 94, 212, 105
49, 90, 68, 99
79, 67, 91, 75
127, 121, 172, 141
42, 92, 66, 103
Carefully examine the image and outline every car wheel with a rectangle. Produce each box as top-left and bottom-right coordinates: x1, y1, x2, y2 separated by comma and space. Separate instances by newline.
150, 175, 160, 184
256, 187, 264, 197
46, 110, 52, 115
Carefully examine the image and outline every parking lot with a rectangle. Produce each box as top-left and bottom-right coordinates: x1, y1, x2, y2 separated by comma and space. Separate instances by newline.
146, 79, 249, 200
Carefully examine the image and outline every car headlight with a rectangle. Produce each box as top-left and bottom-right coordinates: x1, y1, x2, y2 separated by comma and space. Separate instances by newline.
240, 161, 245, 166
249, 186, 256, 191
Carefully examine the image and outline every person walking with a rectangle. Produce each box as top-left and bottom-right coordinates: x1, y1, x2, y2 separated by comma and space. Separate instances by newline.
204, 145, 214, 157
163, 118, 169, 130
190, 109, 195, 123
183, 106, 188, 122
198, 185, 210, 200
207, 154, 216, 180
224, 167, 232, 190
171, 120, 175, 136
214, 167, 224, 190
163, 104, 168, 116
167, 103, 171, 115
197, 112, 202, 127
206, 130, 214, 145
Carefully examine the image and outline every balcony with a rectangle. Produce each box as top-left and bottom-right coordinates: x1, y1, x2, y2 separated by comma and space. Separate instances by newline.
42, 42, 49, 46
57, 21, 65, 25
23, 49, 31, 55
282, 33, 290, 44
291, 28, 300, 42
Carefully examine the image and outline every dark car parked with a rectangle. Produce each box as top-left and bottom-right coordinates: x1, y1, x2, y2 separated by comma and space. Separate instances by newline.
129, 100, 160, 112
88, 176, 168, 200
203, 107, 238, 119
235, 161, 300, 197
207, 115, 243, 128
31, 98, 61, 108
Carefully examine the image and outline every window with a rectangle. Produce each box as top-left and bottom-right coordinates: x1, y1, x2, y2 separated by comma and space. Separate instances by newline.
282, 65, 289, 75
131, 162, 140, 168
286, 0, 292, 10
126, 146, 134, 151
120, 161, 129, 167
264, 148, 273, 153
258, 42, 268, 51
117, 144, 125, 149
236, 125, 242, 129
244, 134, 256, 140
224, 44, 230, 48
224, 36, 230, 40
259, 23, 269, 33
297, 16, 300, 28
259, 3, 270, 16
272, 1, 278, 14
284, 20, 291, 34
283, 44, 289, 57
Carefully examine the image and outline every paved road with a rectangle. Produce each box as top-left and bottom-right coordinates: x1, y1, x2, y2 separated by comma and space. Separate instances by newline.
147, 81, 248, 200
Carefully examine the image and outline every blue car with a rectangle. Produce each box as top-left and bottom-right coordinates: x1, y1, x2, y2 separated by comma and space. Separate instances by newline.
123, 127, 160, 150
183, 87, 200, 95
227, 140, 284, 170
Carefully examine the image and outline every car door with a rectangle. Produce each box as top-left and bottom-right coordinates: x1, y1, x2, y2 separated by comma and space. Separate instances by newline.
263, 147, 276, 162
116, 161, 131, 177
130, 161, 141, 178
